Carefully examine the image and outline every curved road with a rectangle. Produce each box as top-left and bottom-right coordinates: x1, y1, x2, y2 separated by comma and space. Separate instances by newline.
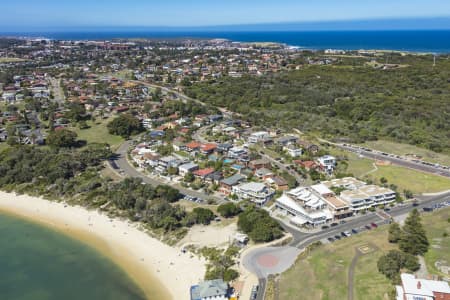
110, 140, 224, 203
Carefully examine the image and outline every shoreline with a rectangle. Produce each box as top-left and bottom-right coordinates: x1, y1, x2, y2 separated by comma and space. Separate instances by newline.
0, 191, 206, 300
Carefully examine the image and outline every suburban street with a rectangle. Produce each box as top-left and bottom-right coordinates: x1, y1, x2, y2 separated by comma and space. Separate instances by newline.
110, 140, 225, 203
244, 191, 450, 300
49, 77, 65, 106
258, 149, 304, 184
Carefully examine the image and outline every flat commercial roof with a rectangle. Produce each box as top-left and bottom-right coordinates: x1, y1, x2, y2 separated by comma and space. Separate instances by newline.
358, 185, 395, 197
323, 196, 349, 209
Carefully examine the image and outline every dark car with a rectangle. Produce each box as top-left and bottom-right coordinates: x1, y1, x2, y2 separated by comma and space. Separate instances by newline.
321, 225, 329, 230
351, 228, 359, 234
365, 225, 372, 230
412, 201, 419, 207
327, 237, 335, 242
334, 235, 341, 240
423, 207, 434, 212
339, 220, 346, 224
341, 232, 347, 237
330, 222, 339, 227
371, 222, 378, 228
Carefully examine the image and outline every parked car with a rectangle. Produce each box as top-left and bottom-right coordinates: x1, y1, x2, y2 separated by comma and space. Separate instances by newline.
334, 235, 341, 240
365, 225, 372, 230
339, 220, 346, 225
321, 225, 329, 230
371, 223, 378, 228
327, 237, 335, 242
351, 228, 359, 234
330, 222, 339, 227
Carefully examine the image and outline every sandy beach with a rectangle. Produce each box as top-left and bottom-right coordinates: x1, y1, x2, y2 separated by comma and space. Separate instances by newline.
0, 191, 206, 300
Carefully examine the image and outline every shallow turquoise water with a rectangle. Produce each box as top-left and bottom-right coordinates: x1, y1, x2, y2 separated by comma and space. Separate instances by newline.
0, 213, 147, 300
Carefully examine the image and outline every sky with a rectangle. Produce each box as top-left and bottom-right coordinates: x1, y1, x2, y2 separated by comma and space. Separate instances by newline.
2, 0, 450, 31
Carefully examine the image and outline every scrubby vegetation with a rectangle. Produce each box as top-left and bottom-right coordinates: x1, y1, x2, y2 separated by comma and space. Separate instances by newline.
0, 145, 214, 235
187, 55, 450, 153
238, 206, 283, 242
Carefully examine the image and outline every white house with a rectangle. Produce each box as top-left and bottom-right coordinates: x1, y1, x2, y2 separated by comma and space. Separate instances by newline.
283, 144, 303, 157
317, 155, 336, 172
190, 279, 229, 300
178, 162, 199, 176
248, 131, 270, 144
232, 182, 274, 206
396, 273, 450, 300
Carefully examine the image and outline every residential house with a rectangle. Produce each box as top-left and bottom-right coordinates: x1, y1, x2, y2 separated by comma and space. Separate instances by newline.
178, 162, 199, 176
298, 140, 319, 153
248, 131, 270, 144
396, 273, 450, 300
219, 173, 246, 195
284, 144, 303, 157
193, 168, 215, 181
249, 158, 271, 170
205, 171, 223, 184
190, 279, 229, 300
275, 135, 298, 146
268, 176, 289, 191
317, 155, 337, 173
200, 143, 217, 155
186, 141, 201, 152
232, 182, 275, 206
294, 160, 319, 171
254, 168, 274, 180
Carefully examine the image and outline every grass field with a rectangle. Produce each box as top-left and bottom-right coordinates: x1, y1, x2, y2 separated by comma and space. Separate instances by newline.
279, 227, 395, 300
423, 208, 450, 277
329, 147, 450, 194
71, 118, 124, 150
278, 208, 450, 300
365, 165, 450, 194
360, 140, 450, 166
0, 143, 10, 152
0, 57, 27, 63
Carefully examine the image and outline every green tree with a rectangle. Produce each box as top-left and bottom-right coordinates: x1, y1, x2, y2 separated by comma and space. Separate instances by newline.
107, 114, 143, 138
388, 222, 402, 243
399, 209, 429, 256
184, 172, 195, 183
191, 207, 215, 225
46, 129, 78, 148
377, 250, 419, 283
217, 203, 241, 218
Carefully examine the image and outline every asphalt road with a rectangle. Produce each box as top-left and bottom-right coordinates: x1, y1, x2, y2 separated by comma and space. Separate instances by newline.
335, 143, 450, 178
110, 140, 224, 203
246, 191, 450, 300
258, 150, 304, 184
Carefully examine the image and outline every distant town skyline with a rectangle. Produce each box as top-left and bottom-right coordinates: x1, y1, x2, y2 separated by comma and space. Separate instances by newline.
2, 0, 450, 31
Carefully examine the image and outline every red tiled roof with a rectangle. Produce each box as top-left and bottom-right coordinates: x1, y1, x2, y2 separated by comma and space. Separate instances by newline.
193, 168, 215, 177
186, 141, 201, 149
201, 143, 217, 152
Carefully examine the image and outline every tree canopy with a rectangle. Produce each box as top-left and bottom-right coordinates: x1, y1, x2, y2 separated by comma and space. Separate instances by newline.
46, 129, 78, 148
238, 207, 283, 242
107, 114, 144, 138
399, 209, 429, 255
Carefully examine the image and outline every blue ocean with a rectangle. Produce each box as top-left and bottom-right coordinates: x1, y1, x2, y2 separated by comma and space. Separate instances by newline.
10, 30, 450, 53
